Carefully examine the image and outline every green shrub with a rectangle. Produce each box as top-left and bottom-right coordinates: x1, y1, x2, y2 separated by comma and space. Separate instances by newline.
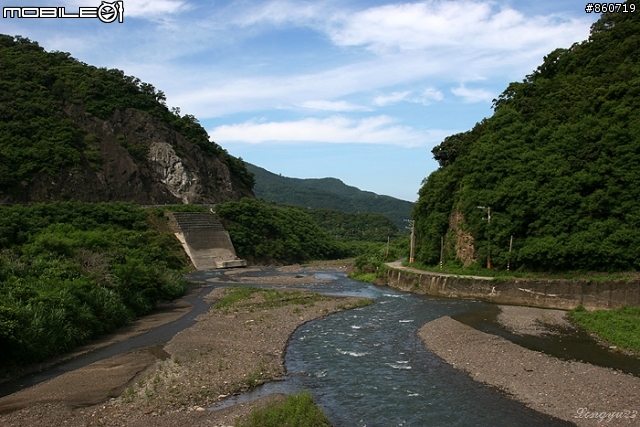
0, 202, 188, 366
235, 391, 331, 427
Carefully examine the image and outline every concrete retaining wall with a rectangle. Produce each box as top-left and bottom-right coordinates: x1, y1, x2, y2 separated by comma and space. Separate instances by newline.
168, 212, 246, 270
384, 268, 640, 310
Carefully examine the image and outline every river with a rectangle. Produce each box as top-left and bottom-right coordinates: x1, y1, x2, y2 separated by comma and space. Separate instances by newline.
2, 267, 632, 426
208, 270, 580, 426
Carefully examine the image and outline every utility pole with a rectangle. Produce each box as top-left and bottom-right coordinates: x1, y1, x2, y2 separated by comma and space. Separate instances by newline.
410, 221, 415, 263
405, 220, 415, 264
477, 206, 491, 269
507, 234, 513, 271
440, 235, 444, 269
385, 236, 390, 260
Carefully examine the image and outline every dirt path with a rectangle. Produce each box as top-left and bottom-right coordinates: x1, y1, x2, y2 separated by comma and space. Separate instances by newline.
0, 274, 367, 427
419, 315, 640, 427
385, 260, 494, 280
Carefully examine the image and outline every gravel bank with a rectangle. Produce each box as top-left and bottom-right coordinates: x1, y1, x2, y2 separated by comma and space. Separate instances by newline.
419, 316, 640, 427
497, 305, 574, 336
0, 285, 367, 427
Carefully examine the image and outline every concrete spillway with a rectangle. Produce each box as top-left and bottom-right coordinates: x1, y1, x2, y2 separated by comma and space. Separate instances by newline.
168, 211, 246, 270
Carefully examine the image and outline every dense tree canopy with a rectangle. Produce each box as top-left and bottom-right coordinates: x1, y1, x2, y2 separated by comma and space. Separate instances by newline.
0, 35, 254, 192
306, 209, 401, 242
0, 202, 189, 366
215, 199, 351, 264
413, 4, 640, 271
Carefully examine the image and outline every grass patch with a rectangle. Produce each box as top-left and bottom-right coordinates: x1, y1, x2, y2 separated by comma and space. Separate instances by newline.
404, 261, 640, 282
214, 287, 330, 313
235, 391, 331, 427
569, 306, 640, 353
348, 271, 377, 283
214, 287, 261, 309
338, 298, 374, 310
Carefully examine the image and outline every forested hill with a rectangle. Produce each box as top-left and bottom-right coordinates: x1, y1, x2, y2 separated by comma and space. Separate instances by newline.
246, 163, 414, 229
0, 35, 254, 204
413, 4, 640, 272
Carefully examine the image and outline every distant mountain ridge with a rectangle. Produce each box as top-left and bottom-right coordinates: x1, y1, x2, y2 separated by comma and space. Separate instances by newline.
246, 163, 413, 228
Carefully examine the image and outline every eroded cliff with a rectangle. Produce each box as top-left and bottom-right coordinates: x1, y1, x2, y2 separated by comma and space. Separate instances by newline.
6, 106, 252, 204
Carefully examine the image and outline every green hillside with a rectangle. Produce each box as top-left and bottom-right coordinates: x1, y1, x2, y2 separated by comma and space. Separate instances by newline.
307, 209, 402, 242
0, 34, 254, 201
413, 4, 640, 272
246, 163, 413, 229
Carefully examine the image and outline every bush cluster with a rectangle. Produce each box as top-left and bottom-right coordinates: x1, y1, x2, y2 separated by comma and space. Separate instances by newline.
0, 202, 188, 366
235, 391, 331, 427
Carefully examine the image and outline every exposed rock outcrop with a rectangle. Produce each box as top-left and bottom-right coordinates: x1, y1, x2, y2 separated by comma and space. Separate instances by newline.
448, 210, 477, 267
6, 106, 252, 204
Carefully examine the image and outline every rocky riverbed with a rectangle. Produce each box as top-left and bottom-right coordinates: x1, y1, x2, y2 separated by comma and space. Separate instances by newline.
2, 264, 639, 427
0, 283, 366, 427
419, 309, 640, 427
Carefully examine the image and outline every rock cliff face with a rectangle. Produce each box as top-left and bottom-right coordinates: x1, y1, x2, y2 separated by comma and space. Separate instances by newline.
448, 210, 477, 267
7, 106, 252, 204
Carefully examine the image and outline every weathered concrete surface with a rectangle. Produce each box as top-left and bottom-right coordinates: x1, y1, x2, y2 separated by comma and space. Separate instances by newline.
168, 212, 246, 270
384, 264, 640, 310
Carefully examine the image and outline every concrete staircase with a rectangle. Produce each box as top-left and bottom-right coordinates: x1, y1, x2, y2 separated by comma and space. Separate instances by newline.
168, 211, 246, 270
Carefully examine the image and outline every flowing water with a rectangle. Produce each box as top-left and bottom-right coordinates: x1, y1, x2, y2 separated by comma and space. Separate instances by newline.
4, 267, 633, 426
210, 271, 578, 426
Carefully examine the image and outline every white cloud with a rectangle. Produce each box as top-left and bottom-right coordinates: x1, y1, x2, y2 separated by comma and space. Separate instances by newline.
299, 100, 371, 112
122, 0, 188, 17
209, 115, 450, 147
326, 1, 588, 55
374, 91, 411, 106
163, 1, 591, 118
373, 88, 444, 107
230, 0, 326, 28
169, 56, 448, 118
415, 87, 444, 104
451, 83, 494, 103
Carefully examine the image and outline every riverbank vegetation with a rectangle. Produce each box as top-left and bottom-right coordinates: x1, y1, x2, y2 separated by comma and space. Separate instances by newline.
412, 6, 640, 273
236, 391, 331, 427
213, 286, 332, 314
216, 198, 382, 264
307, 209, 402, 242
348, 237, 409, 282
402, 261, 640, 282
569, 306, 640, 353
0, 202, 189, 368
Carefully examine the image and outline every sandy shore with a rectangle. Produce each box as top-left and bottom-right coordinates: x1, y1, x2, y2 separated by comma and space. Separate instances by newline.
0, 281, 367, 427
419, 313, 640, 427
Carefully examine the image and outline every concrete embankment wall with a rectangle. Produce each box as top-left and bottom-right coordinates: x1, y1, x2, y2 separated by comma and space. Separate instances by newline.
167, 212, 246, 270
384, 268, 640, 310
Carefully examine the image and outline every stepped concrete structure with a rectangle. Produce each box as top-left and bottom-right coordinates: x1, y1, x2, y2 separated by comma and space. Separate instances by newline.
168, 211, 246, 269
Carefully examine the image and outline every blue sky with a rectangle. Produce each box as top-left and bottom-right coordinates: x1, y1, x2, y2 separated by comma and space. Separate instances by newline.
2, 0, 600, 201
